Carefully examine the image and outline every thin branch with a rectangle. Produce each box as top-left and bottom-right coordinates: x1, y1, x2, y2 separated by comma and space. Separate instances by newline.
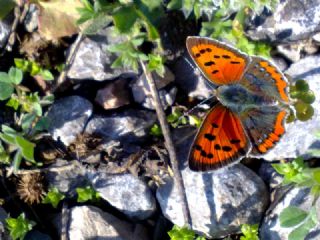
140, 60, 192, 227
54, 33, 84, 93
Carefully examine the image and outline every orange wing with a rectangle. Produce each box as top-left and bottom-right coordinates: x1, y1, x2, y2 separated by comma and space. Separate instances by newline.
188, 103, 251, 171
186, 36, 250, 85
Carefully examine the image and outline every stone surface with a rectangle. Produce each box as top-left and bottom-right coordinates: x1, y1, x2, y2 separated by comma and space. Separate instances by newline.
46, 159, 88, 197
172, 53, 213, 99
85, 109, 156, 143
0, 207, 8, 240
24, 4, 39, 32
68, 206, 149, 240
95, 78, 131, 110
89, 172, 156, 220
131, 67, 176, 110
0, 15, 12, 49
67, 27, 137, 81
260, 187, 320, 240
263, 55, 320, 160
247, 0, 320, 43
157, 164, 269, 238
47, 96, 93, 146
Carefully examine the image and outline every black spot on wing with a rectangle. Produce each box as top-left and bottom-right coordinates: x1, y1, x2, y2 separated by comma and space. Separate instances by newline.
204, 61, 215, 66
214, 144, 221, 150
211, 123, 219, 128
230, 139, 241, 144
212, 70, 219, 74
222, 146, 232, 152
222, 55, 231, 59
204, 134, 215, 141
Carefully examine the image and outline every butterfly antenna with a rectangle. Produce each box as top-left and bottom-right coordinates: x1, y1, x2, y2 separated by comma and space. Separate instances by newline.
176, 94, 217, 124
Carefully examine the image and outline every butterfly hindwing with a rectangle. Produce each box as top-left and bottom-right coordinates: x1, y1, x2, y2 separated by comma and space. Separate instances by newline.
240, 56, 289, 104
189, 103, 251, 171
240, 106, 287, 155
186, 36, 250, 85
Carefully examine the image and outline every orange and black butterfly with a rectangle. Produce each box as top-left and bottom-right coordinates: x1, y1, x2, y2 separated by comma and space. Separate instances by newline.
187, 36, 289, 171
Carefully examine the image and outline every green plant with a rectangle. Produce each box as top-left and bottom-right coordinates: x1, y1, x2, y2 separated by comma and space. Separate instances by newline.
76, 186, 100, 203
0, 67, 54, 171
14, 58, 54, 81
240, 224, 259, 240
168, 225, 205, 240
289, 79, 315, 122
42, 187, 65, 208
6, 213, 35, 240
279, 206, 318, 240
272, 158, 320, 240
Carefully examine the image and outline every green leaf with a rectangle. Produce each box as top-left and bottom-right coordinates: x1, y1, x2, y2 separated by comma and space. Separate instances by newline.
21, 113, 37, 131
240, 224, 259, 240
113, 6, 138, 33
76, 186, 100, 203
288, 208, 317, 240
42, 187, 65, 208
39, 69, 54, 81
150, 124, 162, 137
0, 0, 15, 20
30, 62, 41, 76
168, 225, 195, 240
2, 125, 17, 135
14, 136, 35, 162
34, 117, 50, 131
14, 58, 29, 72
6, 213, 35, 240
82, 14, 112, 35
0, 82, 14, 100
0, 133, 16, 145
147, 54, 164, 77
279, 206, 308, 228
8, 67, 23, 85
6, 97, 20, 110
0, 72, 11, 83
13, 150, 23, 173
167, 0, 182, 10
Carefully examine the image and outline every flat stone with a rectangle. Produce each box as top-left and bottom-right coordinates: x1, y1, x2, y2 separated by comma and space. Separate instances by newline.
47, 96, 93, 146
68, 206, 149, 240
89, 172, 156, 220
45, 159, 88, 197
247, 0, 320, 43
157, 164, 269, 238
85, 109, 156, 143
67, 27, 137, 81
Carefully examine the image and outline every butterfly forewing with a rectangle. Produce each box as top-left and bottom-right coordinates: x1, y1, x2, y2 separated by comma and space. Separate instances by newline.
189, 103, 251, 171
240, 106, 287, 155
240, 56, 289, 104
186, 36, 250, 85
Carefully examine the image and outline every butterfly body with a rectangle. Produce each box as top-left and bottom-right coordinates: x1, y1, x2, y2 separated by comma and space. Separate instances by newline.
186, 36, 289, 171
216, 84, 272, 114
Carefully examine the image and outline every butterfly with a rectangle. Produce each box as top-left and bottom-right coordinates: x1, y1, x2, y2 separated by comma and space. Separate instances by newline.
186, 36, 290, 171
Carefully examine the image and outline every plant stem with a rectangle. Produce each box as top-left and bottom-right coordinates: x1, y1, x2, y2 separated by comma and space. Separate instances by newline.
140, 60, 192, 227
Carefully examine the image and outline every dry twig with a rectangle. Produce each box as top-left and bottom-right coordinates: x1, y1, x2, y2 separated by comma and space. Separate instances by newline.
140, 60, 192, 227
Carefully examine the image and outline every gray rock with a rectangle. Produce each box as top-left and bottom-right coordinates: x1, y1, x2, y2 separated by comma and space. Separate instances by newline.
47, 96, 93, 146
68, 206, 149, 240
24, 4, 38, 32
85, 109, 156, 143
262, 55, 320, 161
157, 164, 268, 238
260, 187, 320, 240
131, 67, 176, 110
173, 54, 213, 99
67, 27, 137, 81
258, 162, 283, 190
0, 15, 12, 49
247, 0, 320, 43
95, 78, 131, 110
89, 172, 156, 220
46, 159, 88, 196
0, 207, 8, 240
